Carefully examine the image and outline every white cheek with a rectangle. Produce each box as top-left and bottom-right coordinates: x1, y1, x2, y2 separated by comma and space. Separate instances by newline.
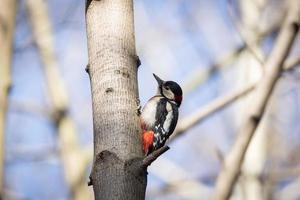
163, 88, 174, 100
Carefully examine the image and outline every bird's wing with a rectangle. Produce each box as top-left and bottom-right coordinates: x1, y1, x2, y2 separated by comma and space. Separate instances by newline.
153, 99, 178, 148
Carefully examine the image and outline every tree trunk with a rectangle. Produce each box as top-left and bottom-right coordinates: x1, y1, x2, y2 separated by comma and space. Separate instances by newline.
85, 0, 146, 199
0, 0, 17, 197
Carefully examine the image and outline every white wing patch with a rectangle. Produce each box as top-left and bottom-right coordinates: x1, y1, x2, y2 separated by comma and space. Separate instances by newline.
163, 102, 173, 134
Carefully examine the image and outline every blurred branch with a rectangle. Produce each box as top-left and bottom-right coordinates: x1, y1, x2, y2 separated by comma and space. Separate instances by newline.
269, 166, 300, 183
148, 158, 212, 199
177, 18, 283, 141
275, 176, 300, 200
0, 0, 17, 197
2, 188, 22, 200
171, 51, 300, 142
234, 1, 282, 199
264, 163, 300, 198
171, 83, 255, 141
213, 3, 300, 199
10, 100, 51, 118
149, 179, 212, 200
183, 10, 281, 95
226, 0, 272, 65
6, 147, 58, 162
14, 2, 81, 53
284, 54, 300, 73
25, 1, 91, 200
270, 162, 300, 199
183, 45, 245, 94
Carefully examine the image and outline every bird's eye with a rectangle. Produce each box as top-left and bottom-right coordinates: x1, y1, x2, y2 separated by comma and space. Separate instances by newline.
165, 86, 170, 90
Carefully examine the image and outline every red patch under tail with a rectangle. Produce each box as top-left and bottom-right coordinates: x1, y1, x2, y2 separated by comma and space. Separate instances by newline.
143, 131, 154, 155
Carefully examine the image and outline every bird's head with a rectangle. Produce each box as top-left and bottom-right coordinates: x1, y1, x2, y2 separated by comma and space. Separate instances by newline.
153, 73, 183, 107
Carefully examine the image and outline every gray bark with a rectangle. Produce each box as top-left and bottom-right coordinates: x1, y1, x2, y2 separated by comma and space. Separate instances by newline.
85, 0, 146, 199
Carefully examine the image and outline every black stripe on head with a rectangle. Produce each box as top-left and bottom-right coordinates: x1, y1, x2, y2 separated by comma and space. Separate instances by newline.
164, 81, 182, 97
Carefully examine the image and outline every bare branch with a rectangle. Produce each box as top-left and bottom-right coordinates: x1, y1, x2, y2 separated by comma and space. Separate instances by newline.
142, 146, 170, 168
213, 3, 300, 199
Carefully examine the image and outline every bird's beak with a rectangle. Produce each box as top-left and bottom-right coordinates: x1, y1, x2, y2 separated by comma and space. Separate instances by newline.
153, 73, 164, 86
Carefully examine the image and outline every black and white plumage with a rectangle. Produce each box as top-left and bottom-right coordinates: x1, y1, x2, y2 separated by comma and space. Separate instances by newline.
141, 74, 183, 155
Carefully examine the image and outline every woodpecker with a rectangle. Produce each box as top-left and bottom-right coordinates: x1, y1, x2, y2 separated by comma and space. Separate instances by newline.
141, 74, 183, 155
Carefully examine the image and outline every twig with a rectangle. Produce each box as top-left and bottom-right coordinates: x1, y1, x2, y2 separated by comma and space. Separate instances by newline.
213, 2, 300, 199
142, 146, 170, 168
284, 54, 300, 72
